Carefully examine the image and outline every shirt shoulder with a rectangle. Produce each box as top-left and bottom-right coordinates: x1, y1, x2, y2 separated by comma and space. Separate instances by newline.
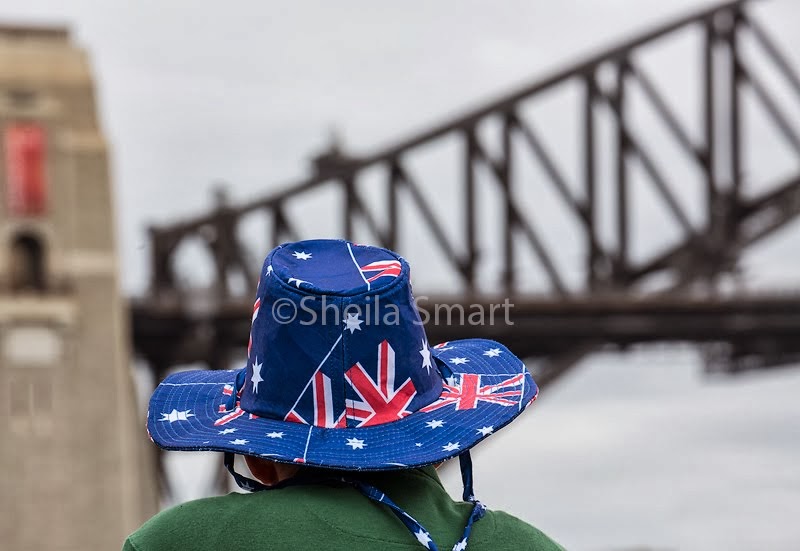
122, 484, 414, 551
123, 493, 277, 551
475, 509, 566, 551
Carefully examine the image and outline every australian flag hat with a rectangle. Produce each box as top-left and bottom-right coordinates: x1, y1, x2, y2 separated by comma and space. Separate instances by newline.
147, 239, 539, 470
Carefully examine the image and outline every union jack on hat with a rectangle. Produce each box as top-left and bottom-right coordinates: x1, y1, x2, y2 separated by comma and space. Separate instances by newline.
147, 239, 538, 547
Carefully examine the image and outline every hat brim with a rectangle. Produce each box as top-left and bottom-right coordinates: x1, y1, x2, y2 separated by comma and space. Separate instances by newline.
147, 338, 538, 470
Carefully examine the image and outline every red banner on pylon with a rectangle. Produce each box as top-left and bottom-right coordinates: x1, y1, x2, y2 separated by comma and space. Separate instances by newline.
5, 124, 47, 216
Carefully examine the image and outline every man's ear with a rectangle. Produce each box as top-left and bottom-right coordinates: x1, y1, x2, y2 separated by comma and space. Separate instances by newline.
244, 455, 281, 486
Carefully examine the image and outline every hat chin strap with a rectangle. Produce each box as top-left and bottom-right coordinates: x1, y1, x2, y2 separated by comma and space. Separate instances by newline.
223, 453, 271, 492
223, 451, 486, 550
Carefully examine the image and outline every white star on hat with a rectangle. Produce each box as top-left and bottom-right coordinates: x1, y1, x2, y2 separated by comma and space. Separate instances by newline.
442, 442, 460, 452
266, 432, 284, 439
419, 339, 433, 374
293, 251, 313, 260
218, 428, 237, 435
449, 357, 469, 365
230, 439, 249, 445
346, 437, 366, 450
159, 409, 194, 423
425, 419, 444, 429
250, 357, 264, 393
476, 426, 494, 436
483, 348, 502, 358
344, 312, 363, 334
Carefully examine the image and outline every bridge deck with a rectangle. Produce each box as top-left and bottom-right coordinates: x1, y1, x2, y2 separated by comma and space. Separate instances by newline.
131, 293, 800, 371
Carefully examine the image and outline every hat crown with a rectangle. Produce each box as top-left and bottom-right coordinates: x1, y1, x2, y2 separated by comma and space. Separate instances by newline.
239, 239, 443, 429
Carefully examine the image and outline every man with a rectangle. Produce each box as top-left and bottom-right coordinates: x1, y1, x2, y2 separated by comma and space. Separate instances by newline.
125, 239, 564, 550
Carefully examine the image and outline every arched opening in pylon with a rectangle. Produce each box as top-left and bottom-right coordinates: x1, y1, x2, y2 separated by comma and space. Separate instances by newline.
10, 231, 46, 292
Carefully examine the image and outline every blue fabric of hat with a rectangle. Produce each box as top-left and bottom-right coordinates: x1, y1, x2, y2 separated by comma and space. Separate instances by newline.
147, 239, 538, 470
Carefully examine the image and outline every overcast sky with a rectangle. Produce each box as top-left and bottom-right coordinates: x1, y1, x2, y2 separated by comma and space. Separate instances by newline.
5, 1, 800, 549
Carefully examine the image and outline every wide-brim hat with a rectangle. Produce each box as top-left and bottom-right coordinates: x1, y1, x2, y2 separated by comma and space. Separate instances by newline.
148, 239, 538, 470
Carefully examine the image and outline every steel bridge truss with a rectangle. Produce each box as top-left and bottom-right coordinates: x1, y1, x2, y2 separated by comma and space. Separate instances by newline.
139, 0, 800, 379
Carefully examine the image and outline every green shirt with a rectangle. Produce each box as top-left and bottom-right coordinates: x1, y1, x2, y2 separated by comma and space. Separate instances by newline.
123, 466, 564, 550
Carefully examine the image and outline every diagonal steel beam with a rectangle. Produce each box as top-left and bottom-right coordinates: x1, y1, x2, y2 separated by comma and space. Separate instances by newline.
392, 162, 471, 282
738, 175, 800, 244
597, 89, 696, 237
471, 133, 569, 296
738, 62, 800, 155
628, 62, 705, 165
629, 175, 800, 281
742, 15, 800, 99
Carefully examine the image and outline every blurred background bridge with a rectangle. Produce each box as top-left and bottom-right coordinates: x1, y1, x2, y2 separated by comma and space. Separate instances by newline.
133, 0, 800, 395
